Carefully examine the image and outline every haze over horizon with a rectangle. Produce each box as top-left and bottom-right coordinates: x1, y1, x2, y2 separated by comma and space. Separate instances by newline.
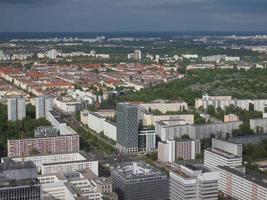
1, 0, 267, 33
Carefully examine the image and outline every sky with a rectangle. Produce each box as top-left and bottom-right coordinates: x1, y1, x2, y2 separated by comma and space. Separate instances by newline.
0, 0, 267, 32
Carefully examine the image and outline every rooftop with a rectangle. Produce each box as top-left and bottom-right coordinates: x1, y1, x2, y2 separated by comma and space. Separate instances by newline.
219, 166, 267, 188
113, 161, 166, 180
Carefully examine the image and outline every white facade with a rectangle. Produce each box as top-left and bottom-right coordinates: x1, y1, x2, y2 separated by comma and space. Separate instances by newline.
87, 112, 117, 141
254, 99, 267, 112
139, 100, 188, 113
47, 49, 58, 59
7, 97, 26, 121
42, 160, 99, 176
7, 152, 86, 173
169, 164, 219, 200
250, 118, 267, 133
218, 166, 267, 200
36, 96, 54, 119
158, 140, 175, 162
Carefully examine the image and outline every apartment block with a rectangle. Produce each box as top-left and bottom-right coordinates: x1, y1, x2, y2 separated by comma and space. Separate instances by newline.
35, 96, 54, 119
204, 138, 242, 171
7, 96, 26, 121
169, 164, 219, 200
8, 134, 79, 157
218, 166, 267, 200
158, 140, 175, 162
175, 139, 201, 160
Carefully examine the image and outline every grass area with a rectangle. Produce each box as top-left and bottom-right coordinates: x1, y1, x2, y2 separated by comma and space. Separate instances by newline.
75, 126, 116, 155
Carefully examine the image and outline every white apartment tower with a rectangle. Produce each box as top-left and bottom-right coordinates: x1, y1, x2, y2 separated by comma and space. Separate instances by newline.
204, 138, 242, 171
47, 49, 58, 60
36, 96, 54, 119
133, 50, 142, 60
7, 97, 26, 121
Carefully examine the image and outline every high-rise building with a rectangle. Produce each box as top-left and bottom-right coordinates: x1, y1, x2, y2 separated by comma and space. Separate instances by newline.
138, 129, 156, 152
7, 97, 26, 121
133, 50, 142, 60
175, 139, 201, 160
158, 140, 175, 162
169, 164, 219, 200
35, 96, 54, 119
204, 138, 242, 171
111, 162, 169, 200
47, 49, 58, 59
116, 103, 138, 154
0, 160, 42, 200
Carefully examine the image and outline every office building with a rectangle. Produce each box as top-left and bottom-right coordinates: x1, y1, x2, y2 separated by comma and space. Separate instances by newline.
7, 96, 26, 121
204, 138, 242, 171
138, 129, 156, 152
175, 139, 201, 160
111, 162, 169, 200
0, 160, 42, 200
8, 134, 79, 157
158, 140, 175, 162
35, 96, 54, 119
218, 166, 267, 200
116, 103, 139, 154
169, 164, 219, 200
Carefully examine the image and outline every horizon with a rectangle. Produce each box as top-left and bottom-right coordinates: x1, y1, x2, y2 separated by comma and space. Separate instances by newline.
1, 0, 267, 32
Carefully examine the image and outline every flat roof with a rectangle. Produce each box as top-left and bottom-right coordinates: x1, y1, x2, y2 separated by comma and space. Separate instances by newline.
227, 134, 267, 145
219, 166, 267, 188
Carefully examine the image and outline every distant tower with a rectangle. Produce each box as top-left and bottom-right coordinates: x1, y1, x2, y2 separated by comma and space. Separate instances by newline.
35, 96, 54, 119
133, 50, 142, 60
116, 103, 139, 154
8, 97, 26, 121
95, 96, 100, 110
47, 49, 58, 60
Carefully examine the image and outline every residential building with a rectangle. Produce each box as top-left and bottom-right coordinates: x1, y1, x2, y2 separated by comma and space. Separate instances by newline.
47, 49, 58, 59
175, 139, 201, 160
0, 160, 42, 200
224, 114, 239, 122
139, 99, 188, 113
133, 50, 142, 60
35, 96, 54, 119
8, 134, 79, 157
218, 166, 267, 200
204, 138, 242, 171
116, 103, 139, 154
140, 109, 194, 126
169, 164, 219, 200
111, 162, 169, 200
250, 118, 267, 133
156, 119, 242, 141
158, 140, 175, 162
7, 96, 26, 121
254, 99, 267, 112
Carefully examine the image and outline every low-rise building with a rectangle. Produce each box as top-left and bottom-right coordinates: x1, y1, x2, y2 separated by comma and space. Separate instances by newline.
224, 114, 239, 122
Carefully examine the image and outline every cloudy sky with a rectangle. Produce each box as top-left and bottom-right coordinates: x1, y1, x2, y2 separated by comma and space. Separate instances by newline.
0, 0, 267, 32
